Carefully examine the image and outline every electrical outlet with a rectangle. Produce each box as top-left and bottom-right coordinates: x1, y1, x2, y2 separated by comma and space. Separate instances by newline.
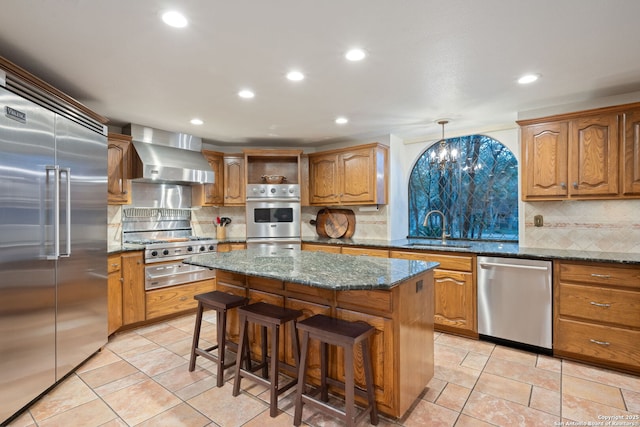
534, 215, 543, 227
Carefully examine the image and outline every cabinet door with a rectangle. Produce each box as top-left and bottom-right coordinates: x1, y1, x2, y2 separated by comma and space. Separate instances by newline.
216, 280, 247, 345
107, 254, 123, 335
340, 146, 377, 204
224, 155, 245, 205
434, 270, 475, 332
107, 133, 132, 205
336, 308, 394, 413
202, 151, 225, 205
309, 153, 340, 205
121, 251, 145, 325
521, 122, 569, 199
623, 108, 640, 195
247, 290, 285, 361
569, 114, 619, 196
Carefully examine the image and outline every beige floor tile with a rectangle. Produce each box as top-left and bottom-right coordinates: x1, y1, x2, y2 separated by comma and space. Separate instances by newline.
118, 340, 161, 359
529, 386, 560, 416
173, 375, 219, 401
97, 419, 128, 427
124, 346, 188, 376
93, 371, 149, 397
535, 354, 561, 373
29, 375, 97, 423
144, 325, 193, 346
167, 313, 200, 332
153, 363, 213, 392
454, 414, 496, 427
101, 378, 181, 426
187, 384, 268, 426
562, 375, 625, 409
78, 359, 139, 389
424, 377, 448, 402
402, 399, 459, 427
76, 348, 122, 374
106, 331, 156, 355
562, 393, 638, 424
461, 352, 489, 371
5, 411, 36, 427
462, 390, 559, 426
435, 342, 470, 366
483, 357, 560, 391
435, 335, 495, 356
135, 402, 211, 427
37, 398, 116, 427
622, 388, 640, 414
434, 363, 482, 389
436, 383, 472, 412
490, 346, 537, 367
165, 336, 197, 357
562, 360, 640, 391
473, 372, 531, 406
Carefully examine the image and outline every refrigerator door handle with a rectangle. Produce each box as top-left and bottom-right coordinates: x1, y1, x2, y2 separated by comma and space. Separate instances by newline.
46, 165, 60, 260
60, 167, 71, 257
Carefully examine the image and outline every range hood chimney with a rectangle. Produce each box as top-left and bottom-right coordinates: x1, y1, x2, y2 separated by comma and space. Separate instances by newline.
123, 123, 214, 185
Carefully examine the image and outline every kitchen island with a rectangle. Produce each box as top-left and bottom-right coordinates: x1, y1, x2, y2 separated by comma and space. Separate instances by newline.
185, 249, 439, 418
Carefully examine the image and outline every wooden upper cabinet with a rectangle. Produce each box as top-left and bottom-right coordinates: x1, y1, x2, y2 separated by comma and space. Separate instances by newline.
522, 122, 569, 198
518, 103, 640, 201
569, 114, 619, 196
308, 143, 388, 206
623, 108, 640, 195
107, 133, 132, 205
193, 150, 224, 206
224, 154, 245, 205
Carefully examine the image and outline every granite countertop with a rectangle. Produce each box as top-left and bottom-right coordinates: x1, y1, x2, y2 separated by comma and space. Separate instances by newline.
184, 248, 439, 290
303, 237, 640, 265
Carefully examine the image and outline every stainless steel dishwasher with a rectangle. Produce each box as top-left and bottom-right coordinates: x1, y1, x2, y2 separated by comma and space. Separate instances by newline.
477, 256, 552, 351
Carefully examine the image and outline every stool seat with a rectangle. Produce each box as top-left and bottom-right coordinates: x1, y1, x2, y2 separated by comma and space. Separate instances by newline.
233, 302, 303, 417
294, 314, 378, 427
189, 291, 248, 387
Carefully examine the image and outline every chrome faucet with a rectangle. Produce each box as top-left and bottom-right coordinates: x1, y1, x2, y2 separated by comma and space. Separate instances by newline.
423, 210, 449, 243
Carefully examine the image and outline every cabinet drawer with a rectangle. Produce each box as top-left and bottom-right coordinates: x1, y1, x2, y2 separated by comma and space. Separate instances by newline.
247, 276, 283, 293
558, 283, 640, 328
559, 262, 640, 289
302, 243, 342, 253
337, 289, 392, 315
108, 254, 121, 274
146, 279, 215, 319
555, 317, 640, 368
285, 282, 334, 304
390, 250, 473, 272
216, 270, 246, 287
342, 247, 389, 258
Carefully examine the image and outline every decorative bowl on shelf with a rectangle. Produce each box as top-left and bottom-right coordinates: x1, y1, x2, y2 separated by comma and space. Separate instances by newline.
262, 175, 287, 184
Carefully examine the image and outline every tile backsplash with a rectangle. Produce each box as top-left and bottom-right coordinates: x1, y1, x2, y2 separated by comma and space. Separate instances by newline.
523, 200, 640, 253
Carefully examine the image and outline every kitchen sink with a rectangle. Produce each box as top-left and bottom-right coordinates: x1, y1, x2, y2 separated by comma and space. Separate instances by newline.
404, 242, 472, 250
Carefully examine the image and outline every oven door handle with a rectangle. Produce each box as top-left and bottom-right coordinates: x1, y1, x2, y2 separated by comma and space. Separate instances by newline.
246, 197, 300, 203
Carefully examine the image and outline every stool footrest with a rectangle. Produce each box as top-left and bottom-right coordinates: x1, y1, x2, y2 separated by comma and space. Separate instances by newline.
300, 393, 373, 426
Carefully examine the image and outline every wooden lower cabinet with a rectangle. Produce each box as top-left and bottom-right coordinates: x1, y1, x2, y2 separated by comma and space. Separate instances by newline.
554, 260, 640, 373
341, 246, 389, 258
107, 253, 123, 335
301, 242, 342, 253
390, 250, 476, 336
146, 279, 215, 319
217, 242, 247, 252
213, 268, 434, 418
121, 251, 145, 325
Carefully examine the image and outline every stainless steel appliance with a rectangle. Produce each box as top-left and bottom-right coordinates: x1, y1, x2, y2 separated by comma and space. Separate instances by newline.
1, 70, 107, 423
477, 256, 552, 351
123, 182, 216, 290
245, 183, 301, 250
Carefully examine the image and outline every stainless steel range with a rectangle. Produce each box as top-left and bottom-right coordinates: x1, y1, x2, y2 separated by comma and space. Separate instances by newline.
123, 182, 217, 290
245, 183, 301, 250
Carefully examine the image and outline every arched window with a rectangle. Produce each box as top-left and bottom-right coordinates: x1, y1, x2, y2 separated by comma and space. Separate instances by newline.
408, 135, 518, 241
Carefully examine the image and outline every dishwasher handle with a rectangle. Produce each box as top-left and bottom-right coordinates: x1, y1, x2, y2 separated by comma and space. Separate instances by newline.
479, 261, 549, 271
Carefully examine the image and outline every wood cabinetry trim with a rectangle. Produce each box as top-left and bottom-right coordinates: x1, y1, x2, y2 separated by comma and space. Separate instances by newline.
516, 102, 640, 126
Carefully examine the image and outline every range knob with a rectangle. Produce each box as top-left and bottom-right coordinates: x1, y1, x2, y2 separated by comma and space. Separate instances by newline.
208, 245, 215, 251
270, 187, 277, 194
199, 246, 206, 252
151, 250, 158, 256
260, 188, 266, 193
289, 187, 295, 193
163, 249, 169, 256
187, 246, 193, 252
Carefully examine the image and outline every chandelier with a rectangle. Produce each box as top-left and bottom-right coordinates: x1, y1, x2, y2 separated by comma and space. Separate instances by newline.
429, 120, 458, 170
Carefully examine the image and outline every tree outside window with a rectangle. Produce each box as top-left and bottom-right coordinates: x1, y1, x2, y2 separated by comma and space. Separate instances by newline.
408, 135, 518, 241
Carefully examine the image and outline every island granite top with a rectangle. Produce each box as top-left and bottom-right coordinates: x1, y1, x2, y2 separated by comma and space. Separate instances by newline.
184, 248, 439, 290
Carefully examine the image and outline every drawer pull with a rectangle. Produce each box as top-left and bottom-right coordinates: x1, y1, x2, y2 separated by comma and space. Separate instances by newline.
111, 263, 120, 267
179, 296, 188, 301
589, 339, 610, 346
589, 301, 611, 308
590, 273, 611, 279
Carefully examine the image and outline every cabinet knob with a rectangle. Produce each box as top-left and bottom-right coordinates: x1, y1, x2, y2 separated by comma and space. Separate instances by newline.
573, 182, 578, 189
120, 278, 124, 283
179, 296, 187, 301
560, 182, 566, 189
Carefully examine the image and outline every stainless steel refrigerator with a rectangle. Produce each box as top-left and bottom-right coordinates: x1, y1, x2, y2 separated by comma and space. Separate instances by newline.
0, 70, 108, 423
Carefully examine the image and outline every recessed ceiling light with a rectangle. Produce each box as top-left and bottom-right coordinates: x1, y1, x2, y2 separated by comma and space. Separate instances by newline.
518, 73, 540, 84
238, 89, 255, 99
162, 11, 188, 28
345, 48, 366, 61
286, 70, 305, 81
335, 117, 349, 125
190, 118, 203, 125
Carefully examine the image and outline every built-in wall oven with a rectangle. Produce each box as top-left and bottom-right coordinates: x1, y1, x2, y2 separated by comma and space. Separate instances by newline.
245, 183, 301, 250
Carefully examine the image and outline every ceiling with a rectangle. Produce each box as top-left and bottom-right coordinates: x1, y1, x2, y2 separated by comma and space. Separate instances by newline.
2, 0, 640, 147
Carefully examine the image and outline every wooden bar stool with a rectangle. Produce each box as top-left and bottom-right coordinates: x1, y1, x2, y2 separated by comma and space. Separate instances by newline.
232, 302, 303, 417
293, 314, 378, 427
188, 291, 249, 387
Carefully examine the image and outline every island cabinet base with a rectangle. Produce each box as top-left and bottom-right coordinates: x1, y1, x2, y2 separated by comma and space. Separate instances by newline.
215, 269, 434, 419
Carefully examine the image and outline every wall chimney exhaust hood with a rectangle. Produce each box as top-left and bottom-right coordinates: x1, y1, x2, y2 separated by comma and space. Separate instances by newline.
123, 123, 214, 185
